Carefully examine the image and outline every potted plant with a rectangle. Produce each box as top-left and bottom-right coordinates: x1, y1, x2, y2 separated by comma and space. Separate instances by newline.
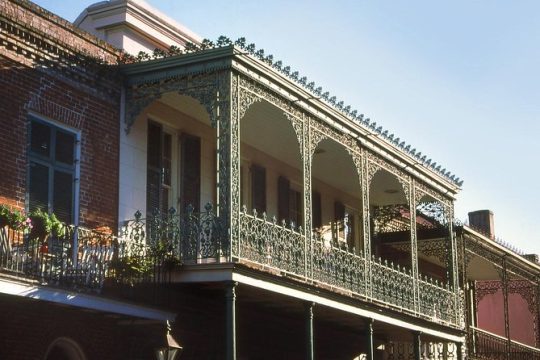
9, 208, 32, 232
28, 209, 63, 242
0, 205, 32, 231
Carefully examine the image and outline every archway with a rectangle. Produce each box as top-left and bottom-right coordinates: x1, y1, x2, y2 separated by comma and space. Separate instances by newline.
45, 337, 86, 360
369, 169, 410, 269
415, 194, 451, 282
240, 100, 303, 225
311, 138, 363, 254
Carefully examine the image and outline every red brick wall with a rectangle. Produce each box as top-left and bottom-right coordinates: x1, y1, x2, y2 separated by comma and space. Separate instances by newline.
0, 294, 162, 360
0, 0, 122, 228
0, 57, 120, 228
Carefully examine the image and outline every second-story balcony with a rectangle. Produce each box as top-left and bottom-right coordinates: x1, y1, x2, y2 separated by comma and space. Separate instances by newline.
120, 204, 461, 328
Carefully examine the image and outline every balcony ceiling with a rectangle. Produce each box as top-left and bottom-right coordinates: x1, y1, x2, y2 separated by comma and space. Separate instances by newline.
241, 101, 303, 169
159, 92, 211, 126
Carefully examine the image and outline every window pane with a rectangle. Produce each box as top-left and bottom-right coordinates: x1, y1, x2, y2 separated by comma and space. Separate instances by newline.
29, 162, 49, 212
30, 121, 51, 158
53, 170, 73, 223
55, 130, 75, 165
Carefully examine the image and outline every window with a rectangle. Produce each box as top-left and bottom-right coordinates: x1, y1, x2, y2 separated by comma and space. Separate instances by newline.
28, 117, 78, 223
147, 121, 173, 216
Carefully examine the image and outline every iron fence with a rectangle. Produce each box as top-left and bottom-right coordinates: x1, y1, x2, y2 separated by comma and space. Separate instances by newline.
469, 327, 540, 360
0, 225, 115, 291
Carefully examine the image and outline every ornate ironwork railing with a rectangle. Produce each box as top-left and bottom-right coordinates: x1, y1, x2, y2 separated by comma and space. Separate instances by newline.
384, 341, 458, 359
418, 275, 456, 324
469, 327, 540, 360
112, 204, 461, 325
237, 210, 305, 275
371, 257, 414, 311
0, 224, 115, 292
230, 208, 458, 325
311, 232, 364, 292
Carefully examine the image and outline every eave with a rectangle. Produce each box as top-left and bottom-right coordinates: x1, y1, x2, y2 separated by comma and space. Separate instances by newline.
462, 225, 540, 277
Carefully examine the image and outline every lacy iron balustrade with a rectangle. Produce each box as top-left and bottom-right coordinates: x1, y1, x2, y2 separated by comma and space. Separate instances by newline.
469, 327, 540, 360
237, 208, 305, 275
115, 204, 461, 325
0, 224, 115, 291
383, 341, 458, 359
418, 275, 456, 324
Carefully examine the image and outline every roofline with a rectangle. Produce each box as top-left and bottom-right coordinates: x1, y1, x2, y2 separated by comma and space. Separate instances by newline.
120, 45, 461, 196
7, 0, 120, 59
462, 225, 540, 274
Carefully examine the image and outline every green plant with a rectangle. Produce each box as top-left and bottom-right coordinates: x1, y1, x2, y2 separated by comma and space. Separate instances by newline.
28, 209, 64, 241
0, 205, 10, 228
110, 255, 153, 279
9, 209, 29, 231
0, 205, 32, 231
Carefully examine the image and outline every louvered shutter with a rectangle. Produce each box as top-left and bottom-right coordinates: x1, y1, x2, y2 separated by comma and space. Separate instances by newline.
334, 201, 345, 221
251, 165, 266, 213
278, 176, 290, 222
180, 135, 201, 213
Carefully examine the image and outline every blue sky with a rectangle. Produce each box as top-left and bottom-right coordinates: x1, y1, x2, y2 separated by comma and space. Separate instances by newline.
35, 0, 540, 254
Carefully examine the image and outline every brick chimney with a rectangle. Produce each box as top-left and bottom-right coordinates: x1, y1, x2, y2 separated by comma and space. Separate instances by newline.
468, 210, 495, 239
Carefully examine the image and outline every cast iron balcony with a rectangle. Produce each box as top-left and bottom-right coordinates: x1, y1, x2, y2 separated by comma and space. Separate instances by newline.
120, 204, 462, 328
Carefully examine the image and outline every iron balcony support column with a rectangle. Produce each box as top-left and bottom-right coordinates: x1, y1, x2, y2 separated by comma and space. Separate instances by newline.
446, 203, 461, 324
225, 281, 238, 360
361, 150, 372, 298
365, 319, 374, 360
222, 72, 240, 261
303, 117, 312, 279
412, 331, 422, 360
305, 302, 315, 360
502, 256, 510, 360
410, 180, 420, 313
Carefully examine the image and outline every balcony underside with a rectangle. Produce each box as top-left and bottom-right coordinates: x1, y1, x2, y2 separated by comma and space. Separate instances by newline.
165, 261, 462, 342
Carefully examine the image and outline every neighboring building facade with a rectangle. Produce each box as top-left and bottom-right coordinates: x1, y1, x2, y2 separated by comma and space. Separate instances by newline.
0, 1, 538, 359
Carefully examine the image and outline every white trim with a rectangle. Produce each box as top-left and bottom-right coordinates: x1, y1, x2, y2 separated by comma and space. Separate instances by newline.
0, 278, 176, 322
